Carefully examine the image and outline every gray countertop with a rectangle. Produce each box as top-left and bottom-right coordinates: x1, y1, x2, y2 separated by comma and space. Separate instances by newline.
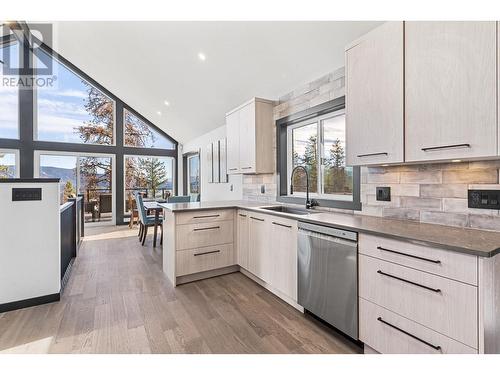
159, 200, 500, 258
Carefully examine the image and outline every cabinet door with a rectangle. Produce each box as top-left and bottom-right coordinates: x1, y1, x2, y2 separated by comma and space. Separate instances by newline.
237, 210, 249, 269
248, 214, 270, 282
405, 21, 497, 162
270, 218, 298, 300
226, 110, 240, 174
238, 103, 256, 173
346, 21, 404, 166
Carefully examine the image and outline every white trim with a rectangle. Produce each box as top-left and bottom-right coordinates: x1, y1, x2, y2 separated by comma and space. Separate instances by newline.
34, 150, 116, 226
0, 148, 20, 178
286, 108, 353, 202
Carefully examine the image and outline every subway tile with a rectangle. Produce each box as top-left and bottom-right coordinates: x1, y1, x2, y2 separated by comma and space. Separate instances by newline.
468, 160, 500, 170
469, 214, 500, 231
367, 194, 401, 207
400, 170, 442, 184
442, 198, 469, 213
468, 184, 500, 190
418, 162, 469, 171
420, 184, 467, 198
400, 196, 441, 210
309, 92, 331, 108
362, 183, 419, 197
331, 86, 345, 99
442, 169, 498, 184
356, 205, 383, 217
382, 207, 420, 221
309, 73, 331, 91
420, 211, 468, 228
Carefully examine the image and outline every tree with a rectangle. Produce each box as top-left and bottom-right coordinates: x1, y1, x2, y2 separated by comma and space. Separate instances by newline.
301, 134, 318, 192
77, 85, 114, 145
324, 138, 348, 194
63, 180, 76, 202
139, 157, 167, 198
0, 153, 9, 178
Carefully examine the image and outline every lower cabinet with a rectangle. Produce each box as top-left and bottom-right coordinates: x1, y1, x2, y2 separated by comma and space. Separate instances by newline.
242, 211, 298, 303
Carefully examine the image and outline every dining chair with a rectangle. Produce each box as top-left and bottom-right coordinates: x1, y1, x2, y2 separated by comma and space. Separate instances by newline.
135, 192, 163, 246
167, 195, 191, 203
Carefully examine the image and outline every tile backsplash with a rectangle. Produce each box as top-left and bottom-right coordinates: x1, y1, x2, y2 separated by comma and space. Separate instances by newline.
242, 66, 500, 232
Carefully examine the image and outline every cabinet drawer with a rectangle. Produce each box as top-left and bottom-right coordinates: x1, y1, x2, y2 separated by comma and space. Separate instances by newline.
359, 254, 478, 348
176, 244, 235, 276
176, 220, 234, 250
359, 234, 477, 285
176, 209, 234, 225
360, 298, 477, 354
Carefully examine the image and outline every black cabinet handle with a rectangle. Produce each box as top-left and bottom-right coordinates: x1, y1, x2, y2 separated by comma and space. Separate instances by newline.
239, 213, 247, 217
241, 166, 253, 170
357, 152, 388, 158
229, 168, 238, 171
421, 143, 470, 152
272, 221, 292, 228
377, 246, 441, 264
194, 250, 221, 257
193, 214, 220, 219
377, 317, 441, 351
250, 217, 264, 221
193, 226, 220, 231
377, 270, 441, 293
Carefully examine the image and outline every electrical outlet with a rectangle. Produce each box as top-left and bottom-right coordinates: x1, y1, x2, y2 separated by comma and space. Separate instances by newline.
376, 186, 391, 201
468, 189, 500, 209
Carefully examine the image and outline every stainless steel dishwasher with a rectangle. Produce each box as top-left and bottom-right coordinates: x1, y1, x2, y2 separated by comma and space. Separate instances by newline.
298, 222, 358, 340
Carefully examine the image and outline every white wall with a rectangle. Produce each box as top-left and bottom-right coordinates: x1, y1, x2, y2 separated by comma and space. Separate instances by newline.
0, 181, 60, 304
180, 124, 243, 202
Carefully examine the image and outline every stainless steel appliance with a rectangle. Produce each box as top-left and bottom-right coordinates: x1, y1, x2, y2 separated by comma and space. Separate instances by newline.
298, 222, 358, 340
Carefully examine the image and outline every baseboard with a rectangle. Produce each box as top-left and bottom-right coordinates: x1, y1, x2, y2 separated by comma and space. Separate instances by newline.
239, 267, 304, 313
176, 265, 239, 285
0, 293, 60, 313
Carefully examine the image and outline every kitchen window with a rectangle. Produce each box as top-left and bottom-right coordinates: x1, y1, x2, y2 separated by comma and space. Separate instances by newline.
277, 97, 361, 210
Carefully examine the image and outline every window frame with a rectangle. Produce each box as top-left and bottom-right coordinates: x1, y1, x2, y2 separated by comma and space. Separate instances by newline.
0, 36, 20, 140
186, 152, 200, 196
276, 96, 361, 211
123, 108, 176, 150
33, 50, 117, 146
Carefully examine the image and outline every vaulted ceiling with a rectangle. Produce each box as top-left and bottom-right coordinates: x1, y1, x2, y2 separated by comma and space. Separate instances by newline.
48, 21, 381, 144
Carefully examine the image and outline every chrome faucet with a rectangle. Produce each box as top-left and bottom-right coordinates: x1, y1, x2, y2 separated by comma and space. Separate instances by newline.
290, 165, 319, 209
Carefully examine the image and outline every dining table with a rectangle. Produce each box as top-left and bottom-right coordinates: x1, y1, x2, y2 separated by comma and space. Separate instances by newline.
142, 200, 164, 247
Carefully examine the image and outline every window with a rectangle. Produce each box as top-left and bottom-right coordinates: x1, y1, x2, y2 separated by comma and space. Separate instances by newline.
278, 98, 361, 210
0, 149, 19, 178
187, 153, 200, 195
124, 155, 175, 213
38, 152, 114, 223
36, 50, 115, 145
0, 41, 19, 139
124, 109, 175, 149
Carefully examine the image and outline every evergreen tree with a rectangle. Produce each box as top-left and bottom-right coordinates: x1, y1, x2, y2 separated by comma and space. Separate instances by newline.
325, 138, 347, 194
63, 180, 76, 202
302, 134, 318, 192
140, 157, 167, 198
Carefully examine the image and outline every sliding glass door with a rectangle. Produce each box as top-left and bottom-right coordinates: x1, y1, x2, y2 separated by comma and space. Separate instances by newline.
36, 152, 115, 225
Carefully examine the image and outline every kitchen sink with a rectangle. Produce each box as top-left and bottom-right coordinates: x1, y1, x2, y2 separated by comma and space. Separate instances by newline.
260, 206, 312, 215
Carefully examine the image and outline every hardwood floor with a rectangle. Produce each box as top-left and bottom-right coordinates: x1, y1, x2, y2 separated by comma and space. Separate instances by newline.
0, 226, 360, 354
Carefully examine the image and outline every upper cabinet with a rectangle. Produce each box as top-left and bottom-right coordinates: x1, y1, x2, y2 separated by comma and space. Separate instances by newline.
346, 22, 404, 166
346, 21, 500, 166
226, 98, 274, 174
405, 22, 497, 162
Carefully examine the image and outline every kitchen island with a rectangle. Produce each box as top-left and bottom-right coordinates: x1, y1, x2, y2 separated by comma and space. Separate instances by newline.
160, 200, 500, 354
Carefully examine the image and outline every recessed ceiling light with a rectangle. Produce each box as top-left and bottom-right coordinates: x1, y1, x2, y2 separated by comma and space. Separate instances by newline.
198, 52, 206, 61
164, 100, 170, 106
156, 111, 162, 116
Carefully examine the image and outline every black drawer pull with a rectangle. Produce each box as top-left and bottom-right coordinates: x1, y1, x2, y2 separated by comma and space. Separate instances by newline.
241, 166, 253, 169
377, 317, 441, 351
193, 226, 220, 231
421, 143, 470, 152
357, 152, 388, 158
194, 250, 221, 257
272, 221, 292, 228
193, 214, 220, 219
229, 168, 238, 171
250, 216, 264, 222
377, 246, 441, 264
239, 213, 247, 217
377, 270, 441, 293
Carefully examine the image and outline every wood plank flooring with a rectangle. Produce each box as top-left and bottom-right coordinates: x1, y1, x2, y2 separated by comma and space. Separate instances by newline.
0, 225, 360, 354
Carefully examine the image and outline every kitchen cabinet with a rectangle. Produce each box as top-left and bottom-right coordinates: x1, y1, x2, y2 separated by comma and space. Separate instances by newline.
405, 21, 497, 162
269, 216, 298, 300
345, 21, 404, 166
248, 212, 271, 282
237, 210, 249, 270
226, 98, 274, 174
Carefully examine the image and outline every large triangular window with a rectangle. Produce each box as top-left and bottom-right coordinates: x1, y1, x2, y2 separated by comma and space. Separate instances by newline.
123, 109, 175, 149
